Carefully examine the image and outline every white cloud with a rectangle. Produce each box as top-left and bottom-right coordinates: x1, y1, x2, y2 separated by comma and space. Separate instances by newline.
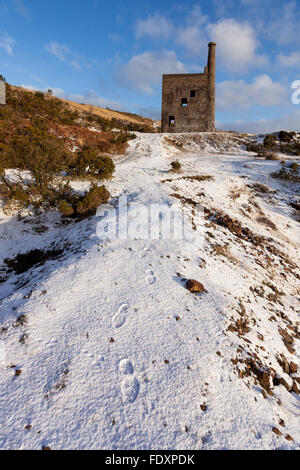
116, 50, 186, 94
45, 42, 69, 62
277, 52, 300, 67
135, 13, 174, 39
175, 26, 206, 56
0, 32, 15, 56
218, 108, 300, 133
134, 12, 267, 73
217, 75, 288, 110
207, 18, 267, 72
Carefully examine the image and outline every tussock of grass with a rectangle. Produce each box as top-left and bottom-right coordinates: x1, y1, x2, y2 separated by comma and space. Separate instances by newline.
271, 161, 300, 182
248, 183, 273, 194
180, 174, 213, 182
256, 216, 277, 231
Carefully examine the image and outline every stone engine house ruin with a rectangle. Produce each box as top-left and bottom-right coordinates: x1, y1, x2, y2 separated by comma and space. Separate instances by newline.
161, 42, 216, 133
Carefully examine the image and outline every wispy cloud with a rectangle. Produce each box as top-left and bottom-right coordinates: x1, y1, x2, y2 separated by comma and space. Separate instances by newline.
264, 1, 299, 45
14, 0, 31, 20
30, 74, 42, 83
45, 42, 69, 62
0, 32, 15, 56
277, 52, 300, 67
45, 41, 94, 71
108, 33, 122, 42
70, 59, 82, 71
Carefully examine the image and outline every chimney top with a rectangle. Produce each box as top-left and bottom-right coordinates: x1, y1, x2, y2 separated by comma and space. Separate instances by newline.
208, 42, 216, 47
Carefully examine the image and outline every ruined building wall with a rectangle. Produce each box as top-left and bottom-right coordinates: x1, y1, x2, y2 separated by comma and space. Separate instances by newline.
161, 42, 216, 133
0, 80, 5, 105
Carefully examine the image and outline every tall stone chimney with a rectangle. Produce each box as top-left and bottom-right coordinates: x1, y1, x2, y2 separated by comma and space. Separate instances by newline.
207, 42, 216, 131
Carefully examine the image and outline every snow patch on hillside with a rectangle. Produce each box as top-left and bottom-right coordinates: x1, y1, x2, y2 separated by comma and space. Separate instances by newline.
0, 132, 299, 450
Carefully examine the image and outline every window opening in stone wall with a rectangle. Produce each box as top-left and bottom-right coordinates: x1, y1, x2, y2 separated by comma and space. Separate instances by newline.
169, 116, 175, 126
190, 90, 196, 97
181, 98, 188, 107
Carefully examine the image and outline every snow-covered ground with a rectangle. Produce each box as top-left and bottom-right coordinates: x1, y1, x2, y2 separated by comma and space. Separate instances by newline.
0, 132, 299, 450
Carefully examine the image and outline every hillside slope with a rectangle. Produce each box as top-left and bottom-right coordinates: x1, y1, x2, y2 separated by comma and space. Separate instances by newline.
61, 97, 155, 128
14, 85, 156, 130
0, 132, 299, 450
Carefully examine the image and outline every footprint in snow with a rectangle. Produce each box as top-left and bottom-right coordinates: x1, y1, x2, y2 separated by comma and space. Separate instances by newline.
145, 269, 156, 285
119, 358, 134, 375
119, 358, 140, 404
112, 304, 129, 330
121, 376, 140, 404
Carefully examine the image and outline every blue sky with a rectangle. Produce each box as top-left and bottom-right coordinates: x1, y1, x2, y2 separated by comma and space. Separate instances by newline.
0, 0, 299, 131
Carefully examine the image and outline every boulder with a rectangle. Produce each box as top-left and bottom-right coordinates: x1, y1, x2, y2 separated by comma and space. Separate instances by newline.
186, 279, 206, 293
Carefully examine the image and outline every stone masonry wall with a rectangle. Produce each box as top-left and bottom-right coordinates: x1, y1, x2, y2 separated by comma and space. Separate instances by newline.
161, 43, 215, 133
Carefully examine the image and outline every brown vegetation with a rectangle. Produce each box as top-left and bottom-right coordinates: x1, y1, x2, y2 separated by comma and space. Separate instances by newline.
0, 83, 124, 215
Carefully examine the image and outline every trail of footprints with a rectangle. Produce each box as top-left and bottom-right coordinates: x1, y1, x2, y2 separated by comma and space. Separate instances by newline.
112, 246, 156, 404
119, 359, 140, 404
138, 246, 157, 285
111, 305, 140, 404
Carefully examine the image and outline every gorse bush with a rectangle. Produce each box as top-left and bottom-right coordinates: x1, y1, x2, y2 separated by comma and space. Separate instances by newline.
58, 200, 75, 217
69, 147, 115, 179
57, 184, 111, 218
246, 133, 300, 157
263, 134, 277, 149
76, 185, 110, 216
278, 131, 295, 142
0, 126, 72, 191
171, 161, 181, 172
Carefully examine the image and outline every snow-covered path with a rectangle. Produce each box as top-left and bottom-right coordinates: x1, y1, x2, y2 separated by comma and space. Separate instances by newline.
0, 133, 299, 449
